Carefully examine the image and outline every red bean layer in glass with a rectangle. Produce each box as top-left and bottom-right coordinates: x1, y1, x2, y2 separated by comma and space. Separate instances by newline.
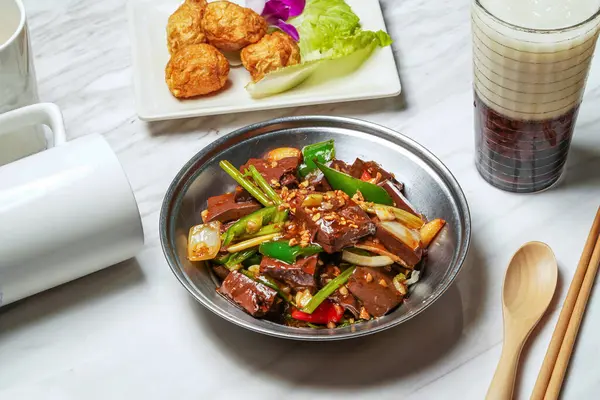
474, 93, 579, 193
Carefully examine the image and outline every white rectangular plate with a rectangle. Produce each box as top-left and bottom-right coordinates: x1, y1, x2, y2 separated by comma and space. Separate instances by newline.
127, 0, 401, 121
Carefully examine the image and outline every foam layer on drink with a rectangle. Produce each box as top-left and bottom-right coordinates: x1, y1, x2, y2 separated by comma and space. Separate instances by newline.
481, 0, 600, 30
473, 0, 600, 121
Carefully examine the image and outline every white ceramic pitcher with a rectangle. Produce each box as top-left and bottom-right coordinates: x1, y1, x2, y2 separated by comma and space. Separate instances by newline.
0, 103, 144, 306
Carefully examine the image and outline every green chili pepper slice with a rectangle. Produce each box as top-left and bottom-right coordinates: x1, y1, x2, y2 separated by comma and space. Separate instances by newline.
225, 250, 257, 270
302, 266, 356, 314
242, 253, 262, 268
316, 162, 393, 205
298, 140, 335, 178
222, 206, 278, 246
259, 241, 323, 264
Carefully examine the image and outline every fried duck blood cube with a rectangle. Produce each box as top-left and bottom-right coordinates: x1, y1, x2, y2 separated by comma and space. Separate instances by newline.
204, 192, 261, 223
375, 220, 423, 267
347, 267, 402, 317
218, 270, 278, 317
349, 158, 396, 183
378, 180, 420, 216
259, 255, 318, 293
240, 157, 300, 186
294, 191, 376, 253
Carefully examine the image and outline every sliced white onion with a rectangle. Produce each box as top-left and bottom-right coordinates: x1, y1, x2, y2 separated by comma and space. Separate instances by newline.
354, 242, 408, 267
405, 270, 421, 286
379, 220, 421, 250
360, 202, 424, 229
187, 221, 222, 261
392, 275, 407, 295
342, 250, 394, 267
374, 205, 395, 221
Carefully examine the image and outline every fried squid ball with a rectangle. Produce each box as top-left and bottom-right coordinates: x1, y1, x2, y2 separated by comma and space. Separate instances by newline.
166, 0, 208, 55
202, 1, 268, 52
241, 31, 301, 82
165, 44, 230, 98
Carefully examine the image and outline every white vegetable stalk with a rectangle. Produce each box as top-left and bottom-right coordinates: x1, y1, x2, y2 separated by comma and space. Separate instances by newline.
295, 289, 313, 308
342, 250, 394, 267
226, 233, 280, 253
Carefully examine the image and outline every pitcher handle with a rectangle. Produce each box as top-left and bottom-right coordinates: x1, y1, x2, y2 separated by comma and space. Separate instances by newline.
0, 103, 66, 147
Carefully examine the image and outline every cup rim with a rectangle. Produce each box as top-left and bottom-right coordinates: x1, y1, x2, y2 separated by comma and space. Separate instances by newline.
474, 0, 600, 34
0, 0, 26, 53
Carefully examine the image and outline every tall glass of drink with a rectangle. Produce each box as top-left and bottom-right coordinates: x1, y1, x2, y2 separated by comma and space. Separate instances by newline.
472, 0, 600, 193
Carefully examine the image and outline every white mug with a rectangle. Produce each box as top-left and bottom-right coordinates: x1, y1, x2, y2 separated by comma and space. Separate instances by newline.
0, 104, 145, 306
0, 0, 44, 165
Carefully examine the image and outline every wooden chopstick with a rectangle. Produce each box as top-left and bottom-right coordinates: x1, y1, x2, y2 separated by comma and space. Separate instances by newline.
530, 206, 600, 400
544, 227, 600, 398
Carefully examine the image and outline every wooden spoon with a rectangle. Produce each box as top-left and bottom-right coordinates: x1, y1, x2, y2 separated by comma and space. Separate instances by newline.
486, 242, 558, 400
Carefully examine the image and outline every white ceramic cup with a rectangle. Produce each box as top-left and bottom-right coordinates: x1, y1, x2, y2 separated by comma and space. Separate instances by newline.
0, 103, 145, 306
0, 0, 44, 166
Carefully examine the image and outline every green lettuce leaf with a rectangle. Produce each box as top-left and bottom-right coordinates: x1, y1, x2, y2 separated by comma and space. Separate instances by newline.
246, 0, 393, 98
290, 0, 361, 58
290, 0, 391, 60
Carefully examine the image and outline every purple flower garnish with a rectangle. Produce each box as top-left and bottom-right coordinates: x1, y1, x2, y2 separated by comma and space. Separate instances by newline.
273, 19, 300, 41
250, 0, 305, 41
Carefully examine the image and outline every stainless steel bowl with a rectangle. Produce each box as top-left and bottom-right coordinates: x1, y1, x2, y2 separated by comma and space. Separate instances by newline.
160, 116, 471, 341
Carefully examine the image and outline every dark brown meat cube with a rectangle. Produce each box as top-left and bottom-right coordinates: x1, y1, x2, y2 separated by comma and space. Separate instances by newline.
306, 170, 332, 192
234, 186, 253, 202
294, 191, 376, 253
260, 255, 317, 292
240, 157, 300, 185
347, 267, 402, 317
205, 193, 261, 223
218, 271, 277, 317
319, 265, 360, 318
329, 159, 351, 174
375, 222, 423, 266
212, 265, 231, 281
379, 180, 419, 216
277, 157, 300, 174
280, 173, 298, 188
349, 158, 395, 182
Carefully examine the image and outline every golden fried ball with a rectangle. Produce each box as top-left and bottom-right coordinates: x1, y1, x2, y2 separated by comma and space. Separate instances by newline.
202, 1, 268, 52
165, 44, 230, 98
186, 0, 207, 6
166, 0, 208, 55
241, 31, 301, 82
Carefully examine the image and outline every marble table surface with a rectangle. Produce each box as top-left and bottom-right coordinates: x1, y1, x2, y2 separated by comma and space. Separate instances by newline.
2, 0, 600, 398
